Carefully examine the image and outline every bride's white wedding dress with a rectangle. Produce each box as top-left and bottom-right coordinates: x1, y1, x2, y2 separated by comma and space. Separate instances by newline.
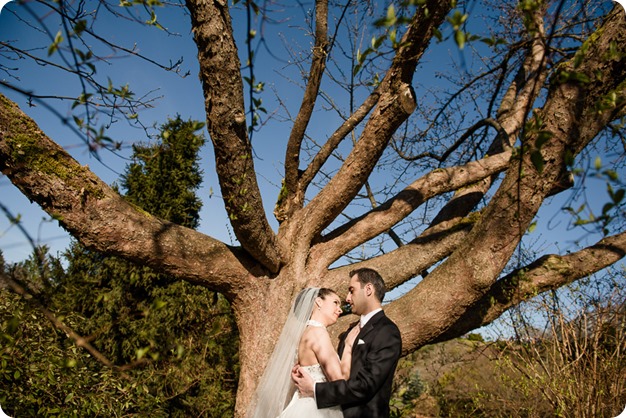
278, 364, 343, 418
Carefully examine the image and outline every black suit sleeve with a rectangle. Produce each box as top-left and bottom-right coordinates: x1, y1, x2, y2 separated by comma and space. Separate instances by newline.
315, 315, 401, 408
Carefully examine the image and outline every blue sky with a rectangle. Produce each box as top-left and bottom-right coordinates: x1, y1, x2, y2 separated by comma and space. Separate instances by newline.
0, 0, 619, 273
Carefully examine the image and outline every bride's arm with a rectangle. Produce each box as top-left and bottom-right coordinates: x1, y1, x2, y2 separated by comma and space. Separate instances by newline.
313, 326, 359, 381
339, 344, 352, 379
340, 327, 359, 380
310, 328, 345, 381
339, 325, 359, 379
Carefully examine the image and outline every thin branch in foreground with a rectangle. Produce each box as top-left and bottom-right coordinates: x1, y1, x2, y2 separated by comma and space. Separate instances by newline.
0, 271, 132, 379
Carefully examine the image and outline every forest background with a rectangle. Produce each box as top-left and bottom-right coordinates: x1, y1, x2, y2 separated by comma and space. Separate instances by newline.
1, 0, 626, 416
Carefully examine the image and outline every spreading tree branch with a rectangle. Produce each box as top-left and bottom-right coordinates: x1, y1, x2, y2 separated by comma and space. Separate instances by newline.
281, 0, 329, 217
383, 7, 626, 353
432, 231, 626, 342
427, 4, 550, 230
320, 216, 474, 294
186, 0, 281, 272
312, 151, 512, 268
0, 93, 254, 295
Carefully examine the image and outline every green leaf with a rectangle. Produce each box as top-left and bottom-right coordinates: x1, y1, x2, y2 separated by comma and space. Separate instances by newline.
71, 93, 92, 109
373, 5, 397, 27
146, 10, 158, 26
447, 10, 468, 30
535, 130, 553, 148
48, 31, 64, 56
433, 27, 443, 42
390, 28, 397, 45
604, 169, 618, 181
386, 4, 397, 26
372, 35, 385, 49
73, 20, 87, 37
530, 150, 544, 172
136, 347, 149, 360
481, 36, 507, 47
454, 30, 466, 50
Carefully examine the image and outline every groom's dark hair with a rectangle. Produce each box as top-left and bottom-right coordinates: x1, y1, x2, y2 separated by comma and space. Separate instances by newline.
349, 268, 386, 302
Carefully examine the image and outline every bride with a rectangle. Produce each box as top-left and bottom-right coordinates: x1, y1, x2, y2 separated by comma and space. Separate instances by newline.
247, 288, 358, 418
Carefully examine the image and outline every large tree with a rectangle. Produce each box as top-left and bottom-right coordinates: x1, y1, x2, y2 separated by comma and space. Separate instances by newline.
1, 0, 625, 415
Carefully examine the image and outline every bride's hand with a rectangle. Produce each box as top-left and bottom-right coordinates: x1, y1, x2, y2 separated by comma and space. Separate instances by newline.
291, 363, 301, 376
292, 365, 314, 397
344, 324, 360, 349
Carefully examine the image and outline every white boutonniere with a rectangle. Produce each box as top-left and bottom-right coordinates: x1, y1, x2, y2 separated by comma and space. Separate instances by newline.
357, 339, 365, 345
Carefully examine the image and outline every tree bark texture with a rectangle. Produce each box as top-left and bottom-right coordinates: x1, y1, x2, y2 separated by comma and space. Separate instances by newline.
186, 0, 281, 273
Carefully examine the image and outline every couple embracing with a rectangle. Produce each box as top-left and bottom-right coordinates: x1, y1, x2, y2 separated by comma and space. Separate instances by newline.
247, 268, 402, 418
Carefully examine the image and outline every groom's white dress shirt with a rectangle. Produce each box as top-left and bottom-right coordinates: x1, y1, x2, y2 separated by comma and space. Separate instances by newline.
359, 308, 382, 329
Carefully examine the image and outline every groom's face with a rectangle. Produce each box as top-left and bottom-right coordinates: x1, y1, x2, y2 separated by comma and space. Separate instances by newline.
346, 275, 365, 315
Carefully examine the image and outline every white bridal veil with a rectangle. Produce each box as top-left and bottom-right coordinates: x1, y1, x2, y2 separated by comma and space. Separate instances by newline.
247, 287, 320, 418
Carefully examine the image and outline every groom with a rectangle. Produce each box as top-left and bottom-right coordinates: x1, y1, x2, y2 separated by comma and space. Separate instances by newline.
292, 267, 402, 417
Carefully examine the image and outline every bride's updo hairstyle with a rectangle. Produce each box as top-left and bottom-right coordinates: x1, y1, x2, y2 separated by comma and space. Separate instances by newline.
317, 287, 335, 300
293, 287, 335, 316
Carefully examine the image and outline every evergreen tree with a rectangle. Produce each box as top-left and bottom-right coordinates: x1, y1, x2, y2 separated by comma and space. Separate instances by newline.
122, 116, 205, 229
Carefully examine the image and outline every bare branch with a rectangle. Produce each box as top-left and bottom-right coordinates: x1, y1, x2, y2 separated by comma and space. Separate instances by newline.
432, 231, 626, 342
290, 1, 454, 245
1, 1, 187, 151
312, 151, 512, 268
282, 0, 329, 216
427, 5, 550, 229
393, 117, 510, 162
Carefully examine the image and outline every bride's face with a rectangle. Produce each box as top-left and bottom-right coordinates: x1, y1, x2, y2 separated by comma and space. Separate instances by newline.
315, 293, 343, 326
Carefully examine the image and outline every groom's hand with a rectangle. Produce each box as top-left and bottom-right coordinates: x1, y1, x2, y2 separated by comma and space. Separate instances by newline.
291, 365, 314, 398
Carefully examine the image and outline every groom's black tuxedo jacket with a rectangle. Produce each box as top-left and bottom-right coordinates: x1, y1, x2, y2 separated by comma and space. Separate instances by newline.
315, 310, 402, 418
